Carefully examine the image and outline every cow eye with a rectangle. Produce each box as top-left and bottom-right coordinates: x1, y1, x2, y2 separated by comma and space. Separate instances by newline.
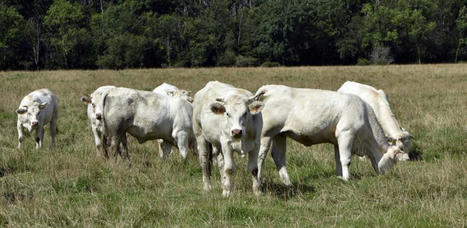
226, 112, 230, 118
92, 103, 96, 108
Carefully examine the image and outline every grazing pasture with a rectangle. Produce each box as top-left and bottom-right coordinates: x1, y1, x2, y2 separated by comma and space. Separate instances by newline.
0, 65, 465, 226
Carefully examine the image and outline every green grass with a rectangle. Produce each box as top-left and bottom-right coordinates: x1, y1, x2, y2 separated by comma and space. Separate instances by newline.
0, 65, 465, 226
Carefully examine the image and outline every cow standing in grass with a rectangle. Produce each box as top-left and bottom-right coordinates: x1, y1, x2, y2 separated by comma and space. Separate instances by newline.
193, 81, 264, 197
81, 85, 116, 157
16, 88, 58, 149
101, 87, 196, 165
252, 85, 403, 185
338, 81, 411, 160
153, 83, 194, 160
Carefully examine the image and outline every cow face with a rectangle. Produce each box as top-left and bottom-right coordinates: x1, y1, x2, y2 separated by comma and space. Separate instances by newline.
167, 89, 193, 103
388, 131, 412, 161
210, 96, 263, 140
16, 102, 47, 131
81, 95, 104, 121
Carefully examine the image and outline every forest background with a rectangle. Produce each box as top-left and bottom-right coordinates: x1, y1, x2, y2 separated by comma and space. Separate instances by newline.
0, 0, 466, 70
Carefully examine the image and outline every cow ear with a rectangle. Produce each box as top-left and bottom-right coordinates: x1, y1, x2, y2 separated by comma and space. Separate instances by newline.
81, 96, 91, 104
16, 108, 27, 114
248, 101, 263, 114
210, 102, 226, 115
39, 102, 47, 109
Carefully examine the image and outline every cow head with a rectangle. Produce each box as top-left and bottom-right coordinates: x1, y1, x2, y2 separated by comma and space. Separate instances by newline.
378, 145, 402, 174
167, 89, 194, 103
16, 102, 47, 131
387, 130, 412, 161
210, 95, 263, 140
81, 95, 105, 121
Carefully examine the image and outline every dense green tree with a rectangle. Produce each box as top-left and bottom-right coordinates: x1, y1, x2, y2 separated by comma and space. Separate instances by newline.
455, 6, 467, 62
44, 0, 93, 68
1, 0, 466, 69
0, 3, 25, 69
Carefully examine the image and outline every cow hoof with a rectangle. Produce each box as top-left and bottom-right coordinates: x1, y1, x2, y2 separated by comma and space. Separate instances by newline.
222, 190, 231, 197
203, 184, 212, 191
253, 189, 263, 196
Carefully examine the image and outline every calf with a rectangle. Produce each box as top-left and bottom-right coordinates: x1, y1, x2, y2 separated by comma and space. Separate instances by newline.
16, 89, 58, 149
253, 85, 402, 186
338, 81, 411, 160
193, 81, 263, 197
102, 87, 195, 165
81, 85, 116, 157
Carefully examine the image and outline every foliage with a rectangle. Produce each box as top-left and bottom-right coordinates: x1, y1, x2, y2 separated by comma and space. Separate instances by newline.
0, 0, 466, 69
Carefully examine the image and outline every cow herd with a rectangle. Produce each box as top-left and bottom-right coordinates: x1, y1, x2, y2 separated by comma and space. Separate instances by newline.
15, 81, 412, 197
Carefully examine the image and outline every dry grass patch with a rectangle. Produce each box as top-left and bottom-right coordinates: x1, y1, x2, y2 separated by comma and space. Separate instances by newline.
0, 64, 465, 226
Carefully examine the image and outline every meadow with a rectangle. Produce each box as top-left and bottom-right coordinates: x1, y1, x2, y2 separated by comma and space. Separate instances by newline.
0, 65, 465, 227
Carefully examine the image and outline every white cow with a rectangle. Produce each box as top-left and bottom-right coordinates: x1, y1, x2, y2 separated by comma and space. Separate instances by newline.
337, 81, 411, 161
81, 85, 116, 157
253, 85, 402, 185
153, 83, 194, 160
193, 81, 264, 197
102, 87, 196, 165
153, 82, 193, 103
16, 89, 58, 149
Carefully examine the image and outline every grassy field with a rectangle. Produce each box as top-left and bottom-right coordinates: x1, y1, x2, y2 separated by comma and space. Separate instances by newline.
0, 65, 465, 227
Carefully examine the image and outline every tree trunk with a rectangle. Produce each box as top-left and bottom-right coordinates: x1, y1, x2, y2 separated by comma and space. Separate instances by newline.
417, 45, 421, 64
454, 41, 461, 63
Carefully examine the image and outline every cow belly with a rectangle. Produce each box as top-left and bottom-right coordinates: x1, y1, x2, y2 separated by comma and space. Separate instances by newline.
127, 125, 171, 143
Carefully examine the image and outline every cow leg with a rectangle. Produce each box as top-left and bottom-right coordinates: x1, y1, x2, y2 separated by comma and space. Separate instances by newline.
92, 127, 102, 155
159, 140, 173, 161
197, 137, 212, 191
216, 151, 225, 182
271, 135, 292, 186
50, 118, 57, 147
248, 148, 261, 196
35, 127, 44, 149
334, 144, 343, 177
102, 134, 109, 159
337, 131, 354, 181
109, 135, 121, 161
257, 136, 272, 187
120, 134, 130, 167
174, 131, 189, 160
17, 124, 24, 149
221, 141, 235, 197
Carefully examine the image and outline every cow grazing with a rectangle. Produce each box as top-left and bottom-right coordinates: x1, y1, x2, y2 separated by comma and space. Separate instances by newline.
193, 81, 264, 197
337, 81, 411, 161
252, 85, 403, 185
102, 87, 196, 165
81, 85, 116, 157
16, 89, 58, 149
153, 83, 194, 160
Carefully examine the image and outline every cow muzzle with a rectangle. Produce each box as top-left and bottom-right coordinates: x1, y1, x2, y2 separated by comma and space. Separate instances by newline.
95, 113, 102, 120
231, 129, 243, 139
31, 121, 39, 126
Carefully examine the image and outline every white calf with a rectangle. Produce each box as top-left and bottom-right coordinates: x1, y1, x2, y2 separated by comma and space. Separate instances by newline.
16, 89, 58, 149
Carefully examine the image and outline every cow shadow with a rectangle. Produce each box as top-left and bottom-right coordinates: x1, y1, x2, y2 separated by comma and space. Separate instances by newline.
409, 142, 423, 161
262, 180, 315, 200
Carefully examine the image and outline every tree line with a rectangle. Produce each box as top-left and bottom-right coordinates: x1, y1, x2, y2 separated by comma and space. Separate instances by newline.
1, 0, 466, 70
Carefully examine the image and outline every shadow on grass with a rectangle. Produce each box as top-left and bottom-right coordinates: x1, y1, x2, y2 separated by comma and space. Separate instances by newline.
262, 180, 315, 200
409, 142, 423, 161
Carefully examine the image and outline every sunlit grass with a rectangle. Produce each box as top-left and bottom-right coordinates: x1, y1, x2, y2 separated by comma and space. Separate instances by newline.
0, 64, 465, 226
